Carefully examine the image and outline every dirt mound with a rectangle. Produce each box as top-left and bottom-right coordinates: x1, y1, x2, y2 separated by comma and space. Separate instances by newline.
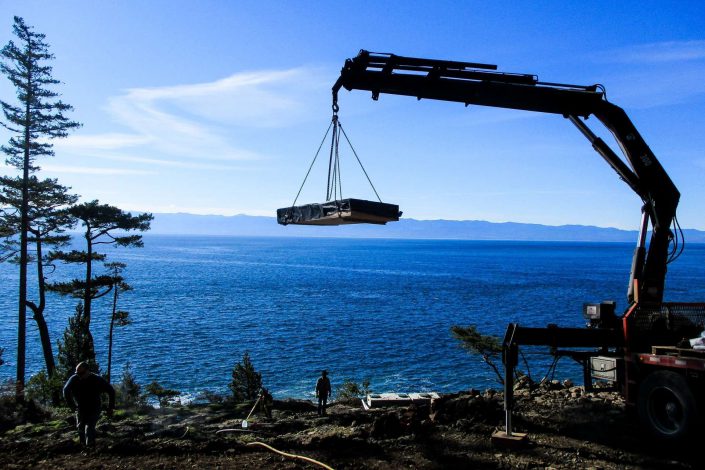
1, 385, 702, 469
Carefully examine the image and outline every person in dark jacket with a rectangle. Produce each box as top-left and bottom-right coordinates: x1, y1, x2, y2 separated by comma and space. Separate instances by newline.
259, 387, 273, 419
315, 370, 332, 416
63, 361, 115, 447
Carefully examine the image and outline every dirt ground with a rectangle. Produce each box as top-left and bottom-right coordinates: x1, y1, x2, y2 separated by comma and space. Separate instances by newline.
1, 383, 702, 469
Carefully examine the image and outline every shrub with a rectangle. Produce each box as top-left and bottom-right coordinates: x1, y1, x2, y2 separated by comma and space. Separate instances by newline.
336, 378, 371, 400
25, 370, 64, 407
115, 362, 144, 409
0, 379, 15, 398
144, 380, 180, 408
0, 395, 51, 433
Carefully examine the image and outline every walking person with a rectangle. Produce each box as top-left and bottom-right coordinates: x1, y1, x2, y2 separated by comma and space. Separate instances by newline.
315, 370, 332, 416
63, 362, 115, 447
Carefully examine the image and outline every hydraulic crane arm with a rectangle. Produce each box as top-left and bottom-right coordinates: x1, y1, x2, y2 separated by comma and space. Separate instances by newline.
332, 50, 680, 304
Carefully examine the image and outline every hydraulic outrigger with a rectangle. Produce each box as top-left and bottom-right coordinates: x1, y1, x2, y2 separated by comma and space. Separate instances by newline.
331, 50, 705, 441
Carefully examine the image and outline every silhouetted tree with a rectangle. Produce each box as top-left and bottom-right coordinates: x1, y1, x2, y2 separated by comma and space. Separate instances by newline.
48, 200, 151, 359
104, 261, 132, 384
1, 16, 81, 399
229, 352, 262, 402
451, 325, 504, 384
0, 347, 4, 366
0, 176, 77, 381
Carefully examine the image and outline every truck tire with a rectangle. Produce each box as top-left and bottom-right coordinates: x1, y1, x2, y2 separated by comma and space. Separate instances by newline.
638, 370, 696, 441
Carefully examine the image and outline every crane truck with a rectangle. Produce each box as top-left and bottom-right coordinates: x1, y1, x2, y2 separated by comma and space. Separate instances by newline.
331, 50, 705, 441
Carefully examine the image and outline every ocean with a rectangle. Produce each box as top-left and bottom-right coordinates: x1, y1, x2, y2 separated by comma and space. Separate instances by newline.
1, 236, 705, 400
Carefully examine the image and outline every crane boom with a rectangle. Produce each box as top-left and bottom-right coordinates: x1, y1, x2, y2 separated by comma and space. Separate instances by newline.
333, 50, 680, 304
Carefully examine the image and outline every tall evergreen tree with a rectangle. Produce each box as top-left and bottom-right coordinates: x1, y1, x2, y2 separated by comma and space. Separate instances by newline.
0, 16, 81, 400
48, 200, 151, 357
0, 176, 77, 379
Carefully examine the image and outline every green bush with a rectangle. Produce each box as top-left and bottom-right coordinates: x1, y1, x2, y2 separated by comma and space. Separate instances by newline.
115, 362, 144, 409
336, 378, 371, 400
144, 380, 180, 407
25, 370, 64, 407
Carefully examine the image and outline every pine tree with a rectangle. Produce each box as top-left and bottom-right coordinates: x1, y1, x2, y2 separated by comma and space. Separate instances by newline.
0, 16, 81, 400
451, 325, 504, 384
56, 303, 99, 382
115, 362, 143, 409
0, 176, 77, 380
229, 352, 262, 402
145, 380, 180, 408
48, 200, 151, 360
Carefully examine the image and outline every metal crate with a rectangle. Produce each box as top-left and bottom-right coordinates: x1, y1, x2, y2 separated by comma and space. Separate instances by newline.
277, 198, 401, 226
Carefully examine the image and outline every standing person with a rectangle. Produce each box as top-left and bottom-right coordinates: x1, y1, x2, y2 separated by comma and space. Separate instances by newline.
315, 370, 332, 416
259, 388, 273, 419
63, 362, 115, 447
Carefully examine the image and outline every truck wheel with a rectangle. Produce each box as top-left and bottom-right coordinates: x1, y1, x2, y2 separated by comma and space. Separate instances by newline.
638, 370, 696, 441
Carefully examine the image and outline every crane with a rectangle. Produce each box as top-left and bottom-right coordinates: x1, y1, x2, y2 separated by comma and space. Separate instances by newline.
331, 50, 705, 441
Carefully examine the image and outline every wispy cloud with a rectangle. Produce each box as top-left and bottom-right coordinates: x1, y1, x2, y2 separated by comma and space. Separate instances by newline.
56, 67, 329, 167
93, 154, 254, 171
42, 165, 154, 176
589, 40, 705, 109
595, 40, 705, 64
121, 68, 322, 127
58, 133, 152, 150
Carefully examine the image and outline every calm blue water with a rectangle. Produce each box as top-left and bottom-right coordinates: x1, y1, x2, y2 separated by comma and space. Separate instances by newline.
1, 236, 705, 400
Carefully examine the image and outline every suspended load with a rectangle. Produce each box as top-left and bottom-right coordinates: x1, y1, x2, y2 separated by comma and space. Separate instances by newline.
277, 198, 400, 226
277, 112, 401, 226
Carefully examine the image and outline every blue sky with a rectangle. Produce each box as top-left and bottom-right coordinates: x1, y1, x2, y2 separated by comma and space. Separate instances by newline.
1, 0, 704, 229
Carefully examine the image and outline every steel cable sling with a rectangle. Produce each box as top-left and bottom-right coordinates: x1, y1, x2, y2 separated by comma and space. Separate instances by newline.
285, 108, 384, 224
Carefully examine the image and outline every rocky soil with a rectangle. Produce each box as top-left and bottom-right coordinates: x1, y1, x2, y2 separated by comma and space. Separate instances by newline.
1, 382, 702, 469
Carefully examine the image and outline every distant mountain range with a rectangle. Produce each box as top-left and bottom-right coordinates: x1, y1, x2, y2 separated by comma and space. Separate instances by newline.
147, 213, 705, 243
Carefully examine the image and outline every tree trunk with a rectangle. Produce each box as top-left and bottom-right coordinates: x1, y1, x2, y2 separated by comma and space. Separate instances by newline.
29, 308, 55, 376
83, 233, 96, 358
16, 90, 31, 402
107, 286, 118, 384
29, 237, 56, 377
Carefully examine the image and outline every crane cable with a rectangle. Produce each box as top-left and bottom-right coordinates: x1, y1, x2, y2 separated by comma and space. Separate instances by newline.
246, 441, 335, 470
326, 114, 343, 202
291, 108, 384, 209
337, 121, 383, 203
290, 119, 334, 209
